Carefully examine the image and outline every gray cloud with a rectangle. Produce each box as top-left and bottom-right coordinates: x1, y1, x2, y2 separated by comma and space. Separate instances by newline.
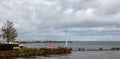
0, 0, 120, 41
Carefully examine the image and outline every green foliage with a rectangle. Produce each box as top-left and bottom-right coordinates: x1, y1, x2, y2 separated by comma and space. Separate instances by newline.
19, 48, 40, 56
19, 47, 71, 56
0, 47, 71, 57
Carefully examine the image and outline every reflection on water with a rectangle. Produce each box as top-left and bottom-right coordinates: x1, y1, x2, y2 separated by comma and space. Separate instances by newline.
16, 51, 120, 59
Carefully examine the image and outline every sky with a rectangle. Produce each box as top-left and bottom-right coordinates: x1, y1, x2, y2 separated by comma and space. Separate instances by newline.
0, 0, 120, 41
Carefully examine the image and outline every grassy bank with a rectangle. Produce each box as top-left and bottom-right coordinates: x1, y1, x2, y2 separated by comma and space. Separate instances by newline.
0, 47, 71, 58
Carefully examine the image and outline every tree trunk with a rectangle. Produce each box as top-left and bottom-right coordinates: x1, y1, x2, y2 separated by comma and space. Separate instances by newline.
7, 39, 9, 44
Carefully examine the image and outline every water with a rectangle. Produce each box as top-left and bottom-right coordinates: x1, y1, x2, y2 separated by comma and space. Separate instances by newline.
16, 51, 120, 59
16, 41, 120, 59
21, 41, 120, 50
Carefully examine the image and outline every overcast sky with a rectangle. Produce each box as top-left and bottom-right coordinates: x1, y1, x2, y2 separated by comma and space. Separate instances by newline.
0, 0, 120, 41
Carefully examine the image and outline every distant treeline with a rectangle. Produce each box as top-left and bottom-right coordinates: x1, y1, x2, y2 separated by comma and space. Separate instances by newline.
15, 41, 72, 44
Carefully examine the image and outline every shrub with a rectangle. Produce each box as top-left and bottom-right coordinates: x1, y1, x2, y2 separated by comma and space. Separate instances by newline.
111, 47, 115, 50
82, 48, 85, 51
99, 48, 103, 51
78, 48, 81, 51
0, 44, 18, 51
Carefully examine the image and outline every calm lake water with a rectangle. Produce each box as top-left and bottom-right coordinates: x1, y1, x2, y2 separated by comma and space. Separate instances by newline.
21, 41, 120, 50
16, 41, 120, 59
16, 51, 120, 59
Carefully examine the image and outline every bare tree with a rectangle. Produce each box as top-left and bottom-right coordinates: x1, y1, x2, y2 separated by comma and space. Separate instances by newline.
1, 20, 18, 44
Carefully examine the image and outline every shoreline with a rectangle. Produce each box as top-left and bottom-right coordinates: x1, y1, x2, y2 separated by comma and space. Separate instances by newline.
0, 49, 120, 58
0, 47, 72, 58
1, 50, 120, 58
